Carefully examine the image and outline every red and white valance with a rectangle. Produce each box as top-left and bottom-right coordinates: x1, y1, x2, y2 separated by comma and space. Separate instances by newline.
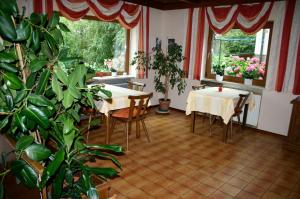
206, 2, 273, 34
55, 0, 141, 29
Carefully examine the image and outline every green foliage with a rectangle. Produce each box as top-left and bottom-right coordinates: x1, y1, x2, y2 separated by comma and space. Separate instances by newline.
151, 43, 186, 100
60, 17, 125, 73
0, 1, 123, 198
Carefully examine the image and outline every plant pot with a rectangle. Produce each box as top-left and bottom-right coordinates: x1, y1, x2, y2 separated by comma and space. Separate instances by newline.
244, 78, 253, 85
216, 75, 224, 82
158, 98, 171, 112
111, 72, 117, 77
136, 70, 145, 79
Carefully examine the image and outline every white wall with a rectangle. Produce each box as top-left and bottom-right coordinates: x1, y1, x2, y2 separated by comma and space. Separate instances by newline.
138, 2, 300, 136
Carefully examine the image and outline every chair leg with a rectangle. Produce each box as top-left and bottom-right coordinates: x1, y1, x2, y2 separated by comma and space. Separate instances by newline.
141, 119, 151, 142
136, 121, 140, 138
209, 114, 212, 136
237, 115, 242, 133
128, 121, 132, 135
109, 119, 116, 143
230, 118, 233, 140
125, 122, 129, 151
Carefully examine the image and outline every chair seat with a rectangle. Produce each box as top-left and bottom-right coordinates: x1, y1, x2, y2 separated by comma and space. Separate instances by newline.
112, 107, 148, 119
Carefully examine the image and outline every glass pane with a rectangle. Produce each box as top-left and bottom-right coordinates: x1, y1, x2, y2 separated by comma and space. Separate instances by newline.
60, 17, 126, 74
211, 28, 270, 80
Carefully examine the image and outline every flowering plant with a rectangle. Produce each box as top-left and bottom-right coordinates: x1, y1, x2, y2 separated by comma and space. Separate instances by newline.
225, 56, 265, 80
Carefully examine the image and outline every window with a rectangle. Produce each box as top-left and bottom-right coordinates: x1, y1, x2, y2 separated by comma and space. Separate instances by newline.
205, 22, 273, 87
60, 17, 130, 75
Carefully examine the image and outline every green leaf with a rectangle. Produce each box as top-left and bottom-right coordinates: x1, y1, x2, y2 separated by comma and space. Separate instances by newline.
3, 72, 23, 90
41, 41, 53, 59
0, 182, 3, 199
0, 52, 17, 63
32, 29, 41, 52
15, 135, 34, 151
86, 91, 95, 109
54, 67, 68, 85
0, 14, 17, 41
85, 167, 118, 178
0, 116, 9, 130
29, 59, 48, 72
58, 22, 70, 32
51, 165, 66, 199
35, 69, 50, 95
14, 113, 27, 133
14, 89, 27, 104
26, 72, 37, 88
40, 150, 65, 188
85, 144, 123, 153
5, 94, 14, 110
48, 12, 59, 28
44, 32, 58, 56
82, 170, 98, 199
27, 94, 54, 108
30, 13, 40, 25
51, 76, 63, 101
62, 89, 74, 109
24, 105, 50, 129
0, 0, 19, 16
11, 160, 38, 189
0, 63, 18, 73
81, 150, 122, 169
99, 88, 112, 98
16, 20, 31, 41
69, 65, 83, 86
69, 86, 80, 99
25, 144, 51, 161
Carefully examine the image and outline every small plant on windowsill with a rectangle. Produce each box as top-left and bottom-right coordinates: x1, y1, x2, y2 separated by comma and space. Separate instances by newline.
131, 51, 147, 79
212, 63, 226, 82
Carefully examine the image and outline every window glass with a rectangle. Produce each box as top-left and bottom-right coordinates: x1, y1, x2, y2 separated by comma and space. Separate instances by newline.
60, 17, 126, 74
206, 24, 272, 86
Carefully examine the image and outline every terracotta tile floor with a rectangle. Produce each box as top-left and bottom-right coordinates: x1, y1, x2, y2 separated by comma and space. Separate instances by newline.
86, 109, 300, 199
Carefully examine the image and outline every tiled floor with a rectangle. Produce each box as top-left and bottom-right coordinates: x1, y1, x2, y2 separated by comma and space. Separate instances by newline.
86, 109, 300, 199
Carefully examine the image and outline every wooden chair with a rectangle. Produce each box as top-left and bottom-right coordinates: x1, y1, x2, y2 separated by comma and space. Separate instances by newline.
109, 93, 153, 151
128, 81, 146, 91
226, 93, 250, 141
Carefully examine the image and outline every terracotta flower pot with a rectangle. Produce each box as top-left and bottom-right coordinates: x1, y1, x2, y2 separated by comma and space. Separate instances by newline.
159, 98, 171, 112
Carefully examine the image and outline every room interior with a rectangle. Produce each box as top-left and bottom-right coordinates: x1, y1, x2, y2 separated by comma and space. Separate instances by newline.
0, 0, 300, 198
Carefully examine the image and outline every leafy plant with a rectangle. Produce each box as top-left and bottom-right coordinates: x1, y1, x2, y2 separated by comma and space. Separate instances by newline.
0, 1, 122, 198
131, 51, 147, 71
151, 42, 186, 101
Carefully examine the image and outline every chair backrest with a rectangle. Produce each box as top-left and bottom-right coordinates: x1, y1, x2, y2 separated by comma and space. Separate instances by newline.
234, 93, 249, 115
128, 93, 153, 120
128, 81, 146, 91
192, 84, 206, 90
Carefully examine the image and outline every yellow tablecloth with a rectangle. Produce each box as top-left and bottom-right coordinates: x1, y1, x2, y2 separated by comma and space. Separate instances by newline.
186, 87, 255, 124
93, 84, 151, 115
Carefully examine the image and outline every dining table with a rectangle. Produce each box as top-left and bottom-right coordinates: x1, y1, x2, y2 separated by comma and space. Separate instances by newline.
93, 84, 151, 143
186, 87, 255, 141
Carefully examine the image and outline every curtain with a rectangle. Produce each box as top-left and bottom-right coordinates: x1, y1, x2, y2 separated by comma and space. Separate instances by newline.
206, 2, 273, 34
183, 8, 194, 78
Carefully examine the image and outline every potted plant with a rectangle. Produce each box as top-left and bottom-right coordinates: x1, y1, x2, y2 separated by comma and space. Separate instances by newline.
131, 51, 146, 79
225, 56, 266, 85
0, 1, 123, 198
212, 64, 225, 81
110, 67, 117, 77
151, 42, 186, 113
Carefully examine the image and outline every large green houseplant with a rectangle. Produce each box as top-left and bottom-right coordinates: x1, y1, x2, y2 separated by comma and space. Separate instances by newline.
0, 1, 122, 198
151, 42, 186, 113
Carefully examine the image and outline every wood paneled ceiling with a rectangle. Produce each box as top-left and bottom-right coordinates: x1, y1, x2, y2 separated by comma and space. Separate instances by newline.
124, 0, 278, 10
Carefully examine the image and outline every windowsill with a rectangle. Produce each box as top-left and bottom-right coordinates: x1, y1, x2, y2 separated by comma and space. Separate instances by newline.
92, 75, 135, 80
201, 78, 264, 95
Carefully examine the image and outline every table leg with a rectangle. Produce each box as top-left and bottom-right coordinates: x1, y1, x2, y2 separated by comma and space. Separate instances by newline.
105, 112, 111, 144
191, 111, 196, 133
242, 104, 249, 127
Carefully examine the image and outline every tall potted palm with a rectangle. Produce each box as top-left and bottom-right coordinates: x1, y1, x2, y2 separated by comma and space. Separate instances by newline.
0, 1, 122, 198
151, 42, 186, 113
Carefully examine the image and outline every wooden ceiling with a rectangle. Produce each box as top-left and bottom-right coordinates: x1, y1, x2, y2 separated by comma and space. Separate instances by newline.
124, 0, 278, 10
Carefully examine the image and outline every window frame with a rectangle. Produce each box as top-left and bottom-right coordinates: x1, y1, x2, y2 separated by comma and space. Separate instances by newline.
205, 21, 274, 87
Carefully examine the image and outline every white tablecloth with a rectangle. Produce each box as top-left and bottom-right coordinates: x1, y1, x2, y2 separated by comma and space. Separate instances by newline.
186, 87, 255, 124
93, 84, 151, 115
